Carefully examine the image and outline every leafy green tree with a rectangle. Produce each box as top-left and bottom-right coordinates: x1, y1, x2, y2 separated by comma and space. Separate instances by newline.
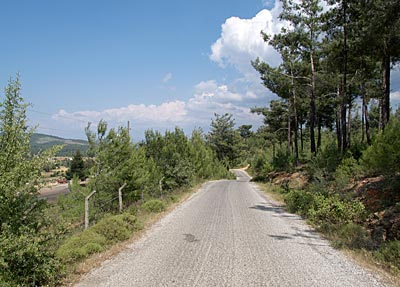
66, 150, 86, 180
362, 117, 400, 176
206, 113, 243, 168
278, 0, 324, 154
189, 128, 229, 179
365, 0, 400, 130
86, 122, 144, 209
238, 125, 253, 139
0, 75, 63, 286
144, 128, 195, 190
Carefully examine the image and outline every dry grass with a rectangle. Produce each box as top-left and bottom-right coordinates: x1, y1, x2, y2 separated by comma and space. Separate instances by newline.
341, 249, 400, 287
255, 182, 286, 206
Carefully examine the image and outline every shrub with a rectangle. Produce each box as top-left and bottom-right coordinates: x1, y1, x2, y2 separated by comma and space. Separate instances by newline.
141, 199, 166, 213
308, 194, 366, 225
307, 141, 342, 180
272, 148, 293, 172
374, 240, 400, 272
334, 223, 373, 249
0, 225, 64, 287
362, 117, 400, 176
91, 213, 138, 243
334, 155, 362, 187
57, 230, 107, 263
57, 213, 138, 263
285, 190, 315, 216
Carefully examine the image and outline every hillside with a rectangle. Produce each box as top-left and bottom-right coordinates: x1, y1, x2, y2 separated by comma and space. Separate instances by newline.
30, 133, 89, 156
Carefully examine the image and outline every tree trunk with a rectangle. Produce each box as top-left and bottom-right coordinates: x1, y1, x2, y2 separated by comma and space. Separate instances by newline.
290, 67, 299, 164
365, 108, 371, 146
300, 122, 304, 152
347, 95, 352, 148
361, 84, 366, 144
287, 103, 291, 155
310, 50, 317, 155
380, 53, 391, 130
340, 83, 347, 153
341, 1, 348, 152
317, 114, 322, 150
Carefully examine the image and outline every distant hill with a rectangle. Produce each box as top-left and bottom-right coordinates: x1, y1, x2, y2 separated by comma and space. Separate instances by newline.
30, 133, 89, 156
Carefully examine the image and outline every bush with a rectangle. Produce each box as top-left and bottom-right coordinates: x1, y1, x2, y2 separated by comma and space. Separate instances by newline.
362, 117, 400, 176
334, 223, 373, 249
141, 199, 166, 213
57, 213, 138, 263
0, 225, 64, 287
374, 240, 400, 272
285, 190, 315, 216
308, 194, 366, 225
272, 148, 293, 172
307, 141, 342, 180
57, 230, 107, 263
285, 189, 367, 226
91, 213, 138, 243
335, 156, 361, 191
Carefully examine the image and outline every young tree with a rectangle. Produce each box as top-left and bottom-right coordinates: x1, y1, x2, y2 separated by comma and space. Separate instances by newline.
206, 113, 243, 168
0, 75, 63, 286
66, 150, 86, 180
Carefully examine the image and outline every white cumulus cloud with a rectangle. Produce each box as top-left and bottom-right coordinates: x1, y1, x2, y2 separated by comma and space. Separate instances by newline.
53, 101, 187, 125
210, 1, 285, 79
390, 91, 400, 101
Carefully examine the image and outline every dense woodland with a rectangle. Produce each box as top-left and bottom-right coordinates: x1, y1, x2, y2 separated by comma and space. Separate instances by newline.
1, 0, 400, 286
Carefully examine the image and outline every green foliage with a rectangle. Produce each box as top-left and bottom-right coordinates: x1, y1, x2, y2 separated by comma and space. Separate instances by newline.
307, 141, 342, 180
57, 229, 107, 263
91, 213, 138, 243
308, 194, 366, 225
249, 151, 274, 181
0, 224, 64, 287
285, 189, 366, 225
141, 199, 166, 213
57, 178, 87, 223
66, 150, 87, 180
0, 76, 64, 286
374, 241, 400, 272
272, 147, 293, 172
333, 223, 373, 250
190, 129, 230, 180
57, 213, 138, 263
285, 190, 315, 217
206, 113, 243, 168
362, 118, 400, 176
333, 155, 362, 192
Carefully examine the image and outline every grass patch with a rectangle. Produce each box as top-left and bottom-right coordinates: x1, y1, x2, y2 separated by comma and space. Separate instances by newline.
255, 182, 286, 204
374, 241, 400, 274
140, 199, 166, 213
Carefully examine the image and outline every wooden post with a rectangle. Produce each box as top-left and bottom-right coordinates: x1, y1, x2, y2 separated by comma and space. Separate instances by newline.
85, 190, 97, 229
119, 183, 127, 213
159, 177, 165, 197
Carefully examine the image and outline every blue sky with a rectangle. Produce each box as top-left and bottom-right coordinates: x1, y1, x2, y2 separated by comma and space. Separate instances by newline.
0, 0, 399, 140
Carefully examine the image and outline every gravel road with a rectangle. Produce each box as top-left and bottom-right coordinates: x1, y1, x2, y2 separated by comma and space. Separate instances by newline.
75, 170, 385, 287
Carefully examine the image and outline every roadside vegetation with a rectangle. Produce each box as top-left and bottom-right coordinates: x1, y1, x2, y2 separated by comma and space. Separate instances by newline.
0, 75, 237, 286
245, 0, 400, 278
1, 1, 400, 286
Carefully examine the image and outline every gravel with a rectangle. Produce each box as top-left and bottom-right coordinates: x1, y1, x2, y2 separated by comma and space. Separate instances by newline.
75, 170, 385, 287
